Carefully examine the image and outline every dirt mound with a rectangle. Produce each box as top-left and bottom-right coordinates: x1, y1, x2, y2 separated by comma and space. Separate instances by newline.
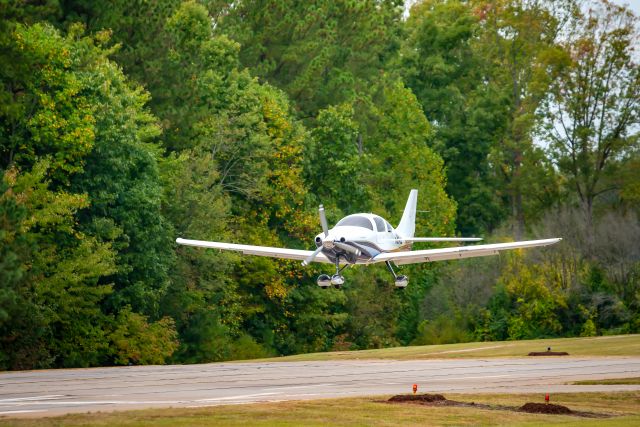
520, 402, 573, 414
528, 351, 569, 356
386, 394, 610, 418
388, 393, 446, 403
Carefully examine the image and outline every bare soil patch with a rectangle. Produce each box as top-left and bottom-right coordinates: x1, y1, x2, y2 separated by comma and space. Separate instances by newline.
519, 402, 572, 414
528, 351, 569, 356
386, 394, 611, 418
388, 393, 446, 403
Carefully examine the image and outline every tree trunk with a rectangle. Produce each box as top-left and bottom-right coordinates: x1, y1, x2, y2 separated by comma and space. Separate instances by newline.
583, 197, 595, 257
511, 147, 525, 240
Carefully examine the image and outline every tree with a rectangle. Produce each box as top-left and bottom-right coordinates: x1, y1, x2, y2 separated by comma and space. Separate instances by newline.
69, 55, 172, 317
214, 0, 403, 118
500, 252, 566, 339
0, 161, 117, 369
109, 307, 178, 365
0, 22, 178, 368
540, 0, 639, 241
364, 79, 456, 235
59, 0, 182, 86
476, 0, 574, 238
305, 103, 370, 215
401, 0, 509, 235
0, 23, 98, 182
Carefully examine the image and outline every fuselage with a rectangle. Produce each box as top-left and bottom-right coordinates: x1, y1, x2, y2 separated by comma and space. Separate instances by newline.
313, 213, 410, 265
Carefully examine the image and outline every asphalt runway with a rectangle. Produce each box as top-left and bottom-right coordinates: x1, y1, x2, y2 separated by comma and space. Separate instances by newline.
2, 357, 640, 418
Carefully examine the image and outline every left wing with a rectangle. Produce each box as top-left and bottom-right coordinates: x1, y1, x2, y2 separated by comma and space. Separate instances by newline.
373, 238, 561, 265
176, 238, 332, 264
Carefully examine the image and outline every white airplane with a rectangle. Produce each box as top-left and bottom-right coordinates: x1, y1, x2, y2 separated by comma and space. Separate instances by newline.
176, 190, 560, 289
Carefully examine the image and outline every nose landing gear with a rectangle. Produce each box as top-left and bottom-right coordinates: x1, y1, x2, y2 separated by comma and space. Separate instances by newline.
316, 255, 349, 289
317, 274, 331, 288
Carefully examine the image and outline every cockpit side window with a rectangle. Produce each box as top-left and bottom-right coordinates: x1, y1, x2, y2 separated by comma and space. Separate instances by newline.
385, 221, 393, 232
336, 215, 374, 230
373, 217, 386, 232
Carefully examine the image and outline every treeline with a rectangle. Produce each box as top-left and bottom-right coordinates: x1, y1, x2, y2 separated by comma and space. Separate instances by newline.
0, 0, 638, 370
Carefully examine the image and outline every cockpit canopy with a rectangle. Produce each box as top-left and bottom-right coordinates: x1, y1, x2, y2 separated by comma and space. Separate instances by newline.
335, 215, 393, 232
335, 215, 373, 230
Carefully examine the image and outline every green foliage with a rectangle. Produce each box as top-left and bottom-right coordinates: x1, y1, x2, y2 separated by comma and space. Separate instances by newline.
580, 318, 597, 337
69, 54, 171, 316
0, 161, 117, 369
500, 253, 565, 339
539, 0, 640, 235
0, 21, 173, 368
366, 79, 455, 235
481, 284, 511, 341
109, 308, 178, 365
0, 23, 99, 182
0, 166, 46, 369
60, 0, 183, 85
412, 315, 472, 345
216, 0, 403, 117
306, 104, 367, 214
400, 0, 509, 235
344, 270, 402, 349
477, 0, 570, 238
1, 0, 638, 370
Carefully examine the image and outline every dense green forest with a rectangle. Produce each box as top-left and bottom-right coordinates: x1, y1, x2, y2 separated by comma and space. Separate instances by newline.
1, 0, 638, 370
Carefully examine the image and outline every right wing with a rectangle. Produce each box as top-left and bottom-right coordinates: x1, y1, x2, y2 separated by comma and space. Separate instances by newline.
373, 238, 561, 265
176, 238, 332, 264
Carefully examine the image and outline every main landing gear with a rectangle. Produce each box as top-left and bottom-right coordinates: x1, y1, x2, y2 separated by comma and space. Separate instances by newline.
317, 259, 408, 289
317, 256, 349, 289
386, 261, 408, 289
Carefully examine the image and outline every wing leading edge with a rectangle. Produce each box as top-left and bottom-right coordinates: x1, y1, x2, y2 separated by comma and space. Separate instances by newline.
176, 238, 332, 264
380, 237, 483, 243
373, 238, 561, 265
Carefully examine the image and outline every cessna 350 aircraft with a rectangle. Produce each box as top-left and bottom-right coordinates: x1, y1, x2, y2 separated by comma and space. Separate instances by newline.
176, 190, 560, 289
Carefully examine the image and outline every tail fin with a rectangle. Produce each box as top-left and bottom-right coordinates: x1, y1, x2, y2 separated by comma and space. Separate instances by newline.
396, 189, 418, 238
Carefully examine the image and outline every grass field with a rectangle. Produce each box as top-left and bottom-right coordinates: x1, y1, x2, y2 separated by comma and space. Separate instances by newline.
255, 334, 640, 362
572, 377, 640, 385
2, 392, 639, 426
2, 335, 639, 426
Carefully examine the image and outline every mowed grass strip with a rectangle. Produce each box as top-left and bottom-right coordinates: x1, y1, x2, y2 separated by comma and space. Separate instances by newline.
572, 377, 640, 385
1, 392, 639, 427
254, 334, 640, 362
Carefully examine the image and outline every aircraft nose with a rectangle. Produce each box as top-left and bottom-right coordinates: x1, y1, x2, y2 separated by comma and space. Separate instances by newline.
322, 236, 335, 249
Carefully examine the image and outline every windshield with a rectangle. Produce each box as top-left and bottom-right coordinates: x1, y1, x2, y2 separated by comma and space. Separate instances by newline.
373, 217, 385, 232
336, 215, 374, 230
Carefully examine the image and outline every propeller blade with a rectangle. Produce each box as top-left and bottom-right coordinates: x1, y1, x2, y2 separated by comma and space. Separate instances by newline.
319, 205, 329, 237
302, 246, 323, 266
